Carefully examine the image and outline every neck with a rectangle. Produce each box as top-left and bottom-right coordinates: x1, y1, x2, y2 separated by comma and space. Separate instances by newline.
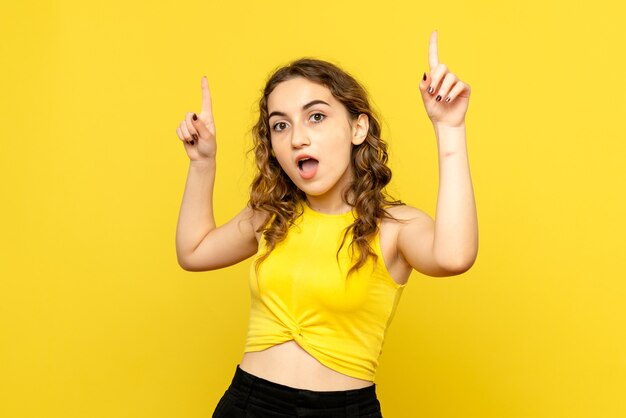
303, 161, 358, 214
305, 195, 352, 215
304, 171, 354, 215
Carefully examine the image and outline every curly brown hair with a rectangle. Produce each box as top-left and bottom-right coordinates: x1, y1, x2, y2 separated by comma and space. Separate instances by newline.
248, 57, 404, 277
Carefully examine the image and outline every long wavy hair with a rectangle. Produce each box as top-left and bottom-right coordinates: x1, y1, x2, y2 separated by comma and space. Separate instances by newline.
248, 57, 404, 277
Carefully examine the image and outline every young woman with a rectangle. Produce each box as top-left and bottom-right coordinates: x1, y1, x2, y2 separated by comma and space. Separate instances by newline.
175, 30, 477, 418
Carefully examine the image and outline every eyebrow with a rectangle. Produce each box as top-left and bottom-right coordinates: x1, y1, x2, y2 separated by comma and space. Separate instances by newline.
268, 100, 330, 120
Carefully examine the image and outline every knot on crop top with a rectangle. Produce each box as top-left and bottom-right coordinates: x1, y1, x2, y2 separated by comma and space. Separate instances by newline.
244, 202, 407, 382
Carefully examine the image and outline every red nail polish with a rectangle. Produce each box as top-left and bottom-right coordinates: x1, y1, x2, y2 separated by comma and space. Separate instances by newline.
192, 113, 197, 121
436, 95, 442, 102
423, 72, 426, 81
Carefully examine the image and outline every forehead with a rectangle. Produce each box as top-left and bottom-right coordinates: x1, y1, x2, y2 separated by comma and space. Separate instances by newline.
267, 77, 336, 112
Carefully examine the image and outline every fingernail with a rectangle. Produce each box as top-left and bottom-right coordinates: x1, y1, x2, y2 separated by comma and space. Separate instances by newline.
423, 72, 426, 81
192, 113, 198, 121
428, 86, 434, 94
190, 140, 195, 145
436, 95, 442, 102
192, 134, 198, 141
445, 97, 451, 103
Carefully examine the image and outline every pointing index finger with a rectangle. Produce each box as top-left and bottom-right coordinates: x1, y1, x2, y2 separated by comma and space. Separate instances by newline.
201, 76, 213, 117
428, 30, 439, 70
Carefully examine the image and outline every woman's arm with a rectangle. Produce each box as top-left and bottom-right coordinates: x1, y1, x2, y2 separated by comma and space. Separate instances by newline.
396, 124, 478, 276
176, 160, 217, 265
431, 123, 477, 272
176, 159, 260, 271
175, 77, 260, 271
396, 30, 478, 276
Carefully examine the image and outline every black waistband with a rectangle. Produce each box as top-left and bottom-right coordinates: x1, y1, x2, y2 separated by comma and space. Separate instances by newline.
228, 364, 378, 409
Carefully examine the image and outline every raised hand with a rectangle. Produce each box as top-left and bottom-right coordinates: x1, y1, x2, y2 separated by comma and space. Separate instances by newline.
419, 30, 471, 129
175, 76, 217, 162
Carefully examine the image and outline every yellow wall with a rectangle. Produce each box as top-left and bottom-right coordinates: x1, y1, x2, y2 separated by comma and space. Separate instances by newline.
1, 0, 625, 417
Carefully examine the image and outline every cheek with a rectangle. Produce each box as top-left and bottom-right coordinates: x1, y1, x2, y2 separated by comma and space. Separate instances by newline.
329, 142, 353, 167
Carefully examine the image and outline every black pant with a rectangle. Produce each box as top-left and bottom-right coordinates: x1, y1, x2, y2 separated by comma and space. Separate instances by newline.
212, 364, 384, 417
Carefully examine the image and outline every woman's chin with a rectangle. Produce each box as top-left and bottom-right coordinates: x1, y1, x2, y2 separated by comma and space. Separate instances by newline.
287, 170, 349, 199
293, 181, 332, 198
297, 186, 326, 197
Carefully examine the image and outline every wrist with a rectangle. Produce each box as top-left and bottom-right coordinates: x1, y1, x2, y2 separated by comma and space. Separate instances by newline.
434, 122, 466, 133
434, 124, 467, 156
434, 122, 466, 138
190, 158, 216, 170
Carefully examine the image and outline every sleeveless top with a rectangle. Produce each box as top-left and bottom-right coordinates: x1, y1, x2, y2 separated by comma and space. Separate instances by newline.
244, 202, 407, 382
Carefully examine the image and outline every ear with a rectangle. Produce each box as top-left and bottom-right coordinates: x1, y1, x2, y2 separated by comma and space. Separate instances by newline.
351, 113, 369, 146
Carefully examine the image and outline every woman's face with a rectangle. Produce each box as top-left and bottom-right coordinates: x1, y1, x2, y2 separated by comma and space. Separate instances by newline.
267, 77, 368, 200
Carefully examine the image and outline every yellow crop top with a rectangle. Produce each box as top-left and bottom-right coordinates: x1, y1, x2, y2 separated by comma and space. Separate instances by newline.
244, 201, 407, 382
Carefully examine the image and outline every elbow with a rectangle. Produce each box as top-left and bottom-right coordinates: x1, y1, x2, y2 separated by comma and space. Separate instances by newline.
178, 258, 191, 271
178, 260, 204, 272
177, 253, 220, 272
436, 251, 478, 276
444, 258, 475, 275
177, 254, 196, 271
177, 247, 207, 272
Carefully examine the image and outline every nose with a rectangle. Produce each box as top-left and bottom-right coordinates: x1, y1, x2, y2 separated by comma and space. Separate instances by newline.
290, 123, 310, 148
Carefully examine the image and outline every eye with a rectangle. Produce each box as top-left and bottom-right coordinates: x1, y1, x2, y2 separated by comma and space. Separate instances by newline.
272, 121, 288, 132
271, 113, 325, 132
310, 113, 325, 123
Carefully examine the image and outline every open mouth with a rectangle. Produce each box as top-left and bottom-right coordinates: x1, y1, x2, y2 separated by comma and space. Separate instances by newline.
296, 156, 319, 179
298, 157, 319, 172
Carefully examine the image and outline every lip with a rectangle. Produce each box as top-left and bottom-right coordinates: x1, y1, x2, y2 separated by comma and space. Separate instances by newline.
294, 153, 319, 180
294, 153, 317, 167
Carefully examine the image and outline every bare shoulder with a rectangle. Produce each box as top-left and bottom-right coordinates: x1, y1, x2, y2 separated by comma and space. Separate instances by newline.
382, 204, 434, 228
384, 204, 460, 277
374, 204, 436, 283
239, 205, 271, 242
380, 204, 435, 251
